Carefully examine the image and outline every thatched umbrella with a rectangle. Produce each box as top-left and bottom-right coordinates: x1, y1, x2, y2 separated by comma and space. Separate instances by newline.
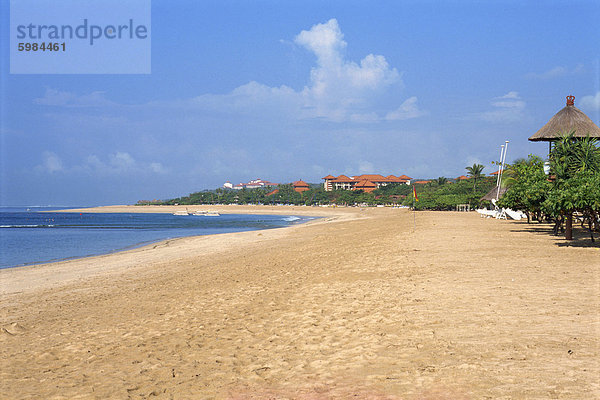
529, 95, 600, 240
480, 185, 507, 203
529, 95, 600, 153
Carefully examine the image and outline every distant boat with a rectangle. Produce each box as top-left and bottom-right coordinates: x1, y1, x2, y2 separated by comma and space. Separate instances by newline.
173, 209, 190, 216
192, 210, 220, 217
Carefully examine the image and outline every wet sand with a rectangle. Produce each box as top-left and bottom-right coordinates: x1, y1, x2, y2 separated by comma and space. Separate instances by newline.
1, 206, 598, 399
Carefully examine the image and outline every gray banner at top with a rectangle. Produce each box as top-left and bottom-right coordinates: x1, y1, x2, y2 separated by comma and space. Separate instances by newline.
10, 0, 151, 74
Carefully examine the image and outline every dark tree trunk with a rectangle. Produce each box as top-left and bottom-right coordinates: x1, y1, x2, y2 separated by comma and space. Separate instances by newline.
565, 213, 573, 240
553, 215, 564, 235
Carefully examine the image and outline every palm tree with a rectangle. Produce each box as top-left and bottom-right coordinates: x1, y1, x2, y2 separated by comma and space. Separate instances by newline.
465, 163, 485, 190
548, 132, 600, 240
500, 158, 529, 188
551, 132, 600, 178
436, 177, 448, 186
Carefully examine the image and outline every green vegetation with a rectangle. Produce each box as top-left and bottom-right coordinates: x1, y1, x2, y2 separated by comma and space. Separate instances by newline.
465, 163, 485, 190
496, 155, 550, 223
408, 176, 495, 211
143, 137, 600, 241
151, 172, 496, 211
156, 184, 395, 207
498, 132, 600, 240
435, 177, 448, 186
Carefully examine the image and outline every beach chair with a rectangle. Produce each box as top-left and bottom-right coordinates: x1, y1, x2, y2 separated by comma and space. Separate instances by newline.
496, 209, 507, 220
477, 208, 499, 218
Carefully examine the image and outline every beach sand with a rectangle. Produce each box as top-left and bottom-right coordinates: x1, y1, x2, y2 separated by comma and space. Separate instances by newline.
1, 206, 598, 399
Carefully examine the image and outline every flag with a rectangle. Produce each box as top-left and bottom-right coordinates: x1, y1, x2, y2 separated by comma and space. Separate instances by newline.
413, 185, 418, 202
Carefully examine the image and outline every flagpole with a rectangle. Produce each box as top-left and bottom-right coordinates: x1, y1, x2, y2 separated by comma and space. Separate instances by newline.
413, 196, 416, 231
496, 141, 509, 202
412, 185, 417, 232
496, 144, 505, 188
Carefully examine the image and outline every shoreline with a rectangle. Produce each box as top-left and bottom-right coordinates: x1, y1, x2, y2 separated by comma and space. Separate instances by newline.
1, 207, 321, 273
54, 203, 367, 217
0, 205, 362, 295
1, 207, 598, 398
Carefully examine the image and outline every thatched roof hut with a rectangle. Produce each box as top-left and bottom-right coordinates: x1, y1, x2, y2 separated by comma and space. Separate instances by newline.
480, 185, 507, 202
529, 96, 600, 142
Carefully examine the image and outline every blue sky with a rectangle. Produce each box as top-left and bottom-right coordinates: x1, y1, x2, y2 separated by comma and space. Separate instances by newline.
1, 0, 599, 205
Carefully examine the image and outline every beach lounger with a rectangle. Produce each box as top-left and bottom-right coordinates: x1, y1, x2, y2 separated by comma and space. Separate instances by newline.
477, 209, 499, 218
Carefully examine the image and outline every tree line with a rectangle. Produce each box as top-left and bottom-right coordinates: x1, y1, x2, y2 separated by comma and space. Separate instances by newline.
497, 133, 600, 241
147, 167, 496, 210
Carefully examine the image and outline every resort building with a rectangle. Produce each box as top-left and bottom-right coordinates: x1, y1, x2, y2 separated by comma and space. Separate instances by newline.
292, 180, 310, 193
223, 179, 278, 190
322, 174, 412, 193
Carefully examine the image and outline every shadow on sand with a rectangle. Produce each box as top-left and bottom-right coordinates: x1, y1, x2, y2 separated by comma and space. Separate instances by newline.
510, 221, 600, 248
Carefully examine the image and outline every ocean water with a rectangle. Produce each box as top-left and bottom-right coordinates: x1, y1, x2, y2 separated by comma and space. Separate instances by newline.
0, 207, 311, 269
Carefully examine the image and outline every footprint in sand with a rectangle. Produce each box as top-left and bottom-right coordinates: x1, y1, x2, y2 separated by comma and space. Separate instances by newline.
1, 323, 26, 336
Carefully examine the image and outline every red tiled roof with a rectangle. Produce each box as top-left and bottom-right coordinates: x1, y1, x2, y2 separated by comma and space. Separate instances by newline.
386, 175, 409, 183
489, 171, 500, 175
354, 174, 410, 183
266, 189, 279, 196
353, 174, 386, 181
331, 175, 354, 182
414, 180, 431, 184
293, 180, 310, 187
326, 173, 411, 183
355, 180, 377, 187
456, 175, 470, 180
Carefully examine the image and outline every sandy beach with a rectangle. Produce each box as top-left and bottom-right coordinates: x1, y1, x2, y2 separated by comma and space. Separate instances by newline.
1, 205, 598, 399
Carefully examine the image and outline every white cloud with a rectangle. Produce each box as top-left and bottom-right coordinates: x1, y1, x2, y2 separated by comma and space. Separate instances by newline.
525, 64, 583, 80
580, 91, 600, 111
150, 162, 167, 174
34, 88, 116, 107
350, 112, 380, 123
188, 81, 300, 118
385, 97, 428, 121
498, 91, 520, 100
295, 19, 346, 67
86, 152, 168, 175
85, 155, 104, 170
475, 92, 526, 123
109, 152, 136, 170
358, 160, 375, 174
294, 19, 401, 120
164, 19, 418, 124
35, 151, 167, 176
34, 19, 423, 125
37, 151, 64, 173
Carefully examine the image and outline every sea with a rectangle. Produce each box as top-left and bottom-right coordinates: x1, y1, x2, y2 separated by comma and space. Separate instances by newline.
0, 207, 312, 269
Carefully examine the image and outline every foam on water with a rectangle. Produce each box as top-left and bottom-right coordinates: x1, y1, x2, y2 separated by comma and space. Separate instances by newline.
0, 208, 312, 269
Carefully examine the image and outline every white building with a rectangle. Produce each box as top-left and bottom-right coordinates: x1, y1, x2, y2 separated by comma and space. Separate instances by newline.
223, 179, 278, 190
